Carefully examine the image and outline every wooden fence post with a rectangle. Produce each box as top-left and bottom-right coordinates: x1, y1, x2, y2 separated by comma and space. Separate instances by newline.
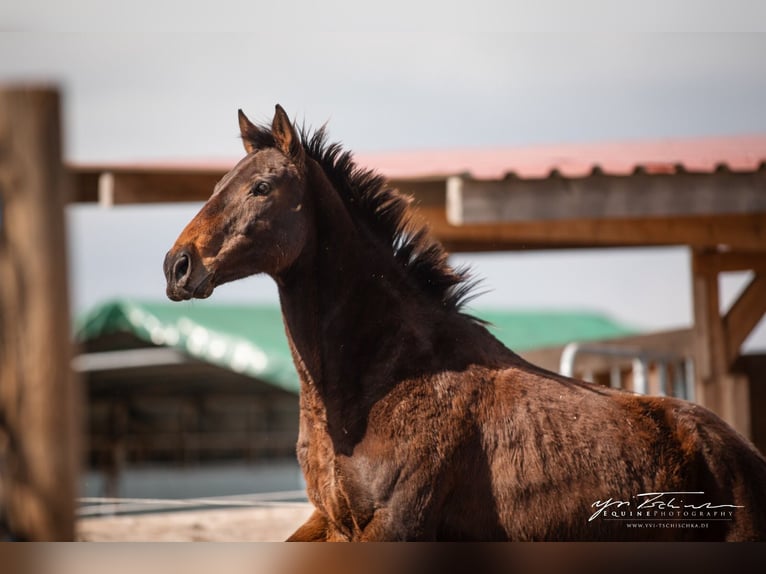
0, 86, 80, 540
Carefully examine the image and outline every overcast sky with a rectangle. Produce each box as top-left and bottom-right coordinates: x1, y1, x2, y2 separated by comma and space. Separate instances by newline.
2, 2, 765, 349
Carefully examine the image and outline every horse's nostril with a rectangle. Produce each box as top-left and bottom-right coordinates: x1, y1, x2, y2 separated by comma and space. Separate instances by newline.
173, 253, 191, 284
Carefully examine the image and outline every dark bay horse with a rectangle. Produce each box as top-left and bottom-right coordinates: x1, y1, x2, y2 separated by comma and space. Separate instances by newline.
164, 105, 766, 541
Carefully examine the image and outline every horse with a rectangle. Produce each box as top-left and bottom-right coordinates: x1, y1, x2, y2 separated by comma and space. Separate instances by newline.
164, 105, 766, 541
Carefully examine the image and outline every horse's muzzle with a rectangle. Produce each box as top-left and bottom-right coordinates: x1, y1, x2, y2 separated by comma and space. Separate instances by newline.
164, 248, 213, 301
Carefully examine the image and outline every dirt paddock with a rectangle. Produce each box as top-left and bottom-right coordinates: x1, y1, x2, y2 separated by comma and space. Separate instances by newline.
77, 504, 314, 542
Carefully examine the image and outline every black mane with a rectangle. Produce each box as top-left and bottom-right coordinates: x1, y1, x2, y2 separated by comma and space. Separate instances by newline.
241, 116, 479, 312
297, 126, 478, 312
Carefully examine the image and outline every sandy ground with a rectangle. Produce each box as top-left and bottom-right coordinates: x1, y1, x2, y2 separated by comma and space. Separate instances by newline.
77, 504, 314, 542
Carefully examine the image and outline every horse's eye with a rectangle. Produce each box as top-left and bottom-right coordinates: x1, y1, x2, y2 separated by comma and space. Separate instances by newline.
251, 181, 271, 196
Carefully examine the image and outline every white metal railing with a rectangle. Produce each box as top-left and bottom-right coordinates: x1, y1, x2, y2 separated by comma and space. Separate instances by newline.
559, 342, 694, 400
77, 490, 309, 517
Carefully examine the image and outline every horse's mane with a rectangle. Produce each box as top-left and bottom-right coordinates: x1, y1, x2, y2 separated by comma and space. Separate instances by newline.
243, 118, 480, 312
299, 126, 479, 313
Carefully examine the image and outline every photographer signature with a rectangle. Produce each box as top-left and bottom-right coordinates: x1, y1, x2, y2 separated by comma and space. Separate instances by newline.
589, 491, 744, 521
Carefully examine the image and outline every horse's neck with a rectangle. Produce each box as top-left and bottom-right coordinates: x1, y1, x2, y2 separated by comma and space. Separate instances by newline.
276, 166, 442, 437
278, 180, 415, 386
276, 163, 519, 448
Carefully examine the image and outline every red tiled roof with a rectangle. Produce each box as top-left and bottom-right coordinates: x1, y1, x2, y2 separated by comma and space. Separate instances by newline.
71, 135, 766, 181
356, 135, 766, 180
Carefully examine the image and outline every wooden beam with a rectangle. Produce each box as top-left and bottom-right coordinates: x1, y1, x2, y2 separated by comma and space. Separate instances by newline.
69, 165, 766, 250
447, 170, 766, 224
692, 250, 766, 274
0, 87, 80, 540
70, 169, 100, 203
422, 202, 766, 251
444, 170, 766, 251
102, 170, 224, 204
693, 249, 766, 365
724, 273, 766, 365
69, 169, 443, 207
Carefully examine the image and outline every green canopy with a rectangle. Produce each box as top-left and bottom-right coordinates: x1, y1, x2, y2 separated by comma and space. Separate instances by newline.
76, 300, 636, 395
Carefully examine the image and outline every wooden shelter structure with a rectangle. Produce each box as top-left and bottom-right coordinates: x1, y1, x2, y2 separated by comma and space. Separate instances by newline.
70, 135, 766, 444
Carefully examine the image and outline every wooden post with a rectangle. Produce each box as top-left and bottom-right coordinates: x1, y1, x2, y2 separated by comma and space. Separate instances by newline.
724, 273, 766, 365
691, 249, 752, 438
0, 87, 80, 540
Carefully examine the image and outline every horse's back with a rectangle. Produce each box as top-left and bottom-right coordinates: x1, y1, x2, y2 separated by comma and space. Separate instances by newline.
464, 365, 766, 541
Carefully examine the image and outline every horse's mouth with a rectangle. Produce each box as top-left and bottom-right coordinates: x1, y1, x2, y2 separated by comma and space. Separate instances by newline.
192, 275, 215, 299
166, 274, 215, 301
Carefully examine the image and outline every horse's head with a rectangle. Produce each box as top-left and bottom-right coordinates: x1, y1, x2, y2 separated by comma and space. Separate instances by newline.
164, 105, 309, 301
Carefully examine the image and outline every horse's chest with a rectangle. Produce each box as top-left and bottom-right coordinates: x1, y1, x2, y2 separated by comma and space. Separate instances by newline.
298, 433, 381, 537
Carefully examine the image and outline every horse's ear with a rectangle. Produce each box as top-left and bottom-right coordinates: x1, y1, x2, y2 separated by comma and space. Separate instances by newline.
271, 104, 304, 165
238, 109, 270, 154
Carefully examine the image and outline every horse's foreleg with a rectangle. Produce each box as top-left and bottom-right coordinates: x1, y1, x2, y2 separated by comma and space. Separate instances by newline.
286, 509, 330, 542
